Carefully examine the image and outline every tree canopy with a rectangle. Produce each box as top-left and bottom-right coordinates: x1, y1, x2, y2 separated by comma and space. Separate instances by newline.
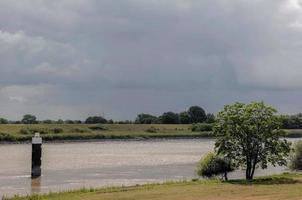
160, 112, 180, 124
188, 106, 206, 123
214, 102, 291, 180
85, 116, 107, 124
135, 113, 158, 124
21, 114, 38, 124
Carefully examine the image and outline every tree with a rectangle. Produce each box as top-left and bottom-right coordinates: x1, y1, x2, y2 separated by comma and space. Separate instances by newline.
179, 112, 191, 124
205, 113, 215, 123
160, 112, 180, 124
196, 152, 234, 181
188, 106, 206, 123
280, 114, 302, 129
214, 102, 291, 180
0, 118, 8, 124
135, 113, 158, 124
85, 116, 107, 124
21, 114, 37, 124
289, 141, 302, 170
42, 119, 54, 124
57, 119, 64, 124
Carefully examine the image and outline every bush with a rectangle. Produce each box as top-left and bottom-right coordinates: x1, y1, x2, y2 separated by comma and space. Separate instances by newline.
20, 128, 49, 135
51, 128, 64, 134
191, 123, 213, 132
145, 127, 157, 133
0, 133, 18, 141
71, 128, 90, 133
289, 141, 302, 170
89, 125, 108, 131
196, 152, 234, 181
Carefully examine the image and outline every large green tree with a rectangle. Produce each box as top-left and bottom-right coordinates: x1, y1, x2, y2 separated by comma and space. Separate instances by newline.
160, 112, 180, 124
188, 106, 206, 123
135, 113, 158, 124
214, 102, 291, 180
85, 116, 107, 124
179, 111, 191, 124
21, 114, 38, 124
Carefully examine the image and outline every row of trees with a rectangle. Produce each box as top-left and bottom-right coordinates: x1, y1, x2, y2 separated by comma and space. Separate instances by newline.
136, 106, 215, 124
280, 113, 302, 129
0, 115, 113, 125
2, 108, 302, 126
0, 105, 214, 125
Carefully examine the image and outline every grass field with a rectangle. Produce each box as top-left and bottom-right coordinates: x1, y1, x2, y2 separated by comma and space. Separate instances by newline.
0, 124, 301, 142
0, 124, 209, 142
5, 173, 302, 200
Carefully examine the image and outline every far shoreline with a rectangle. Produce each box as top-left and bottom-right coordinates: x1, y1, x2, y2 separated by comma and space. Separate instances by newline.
0, 135, 300, 145
0, 135, 215, 145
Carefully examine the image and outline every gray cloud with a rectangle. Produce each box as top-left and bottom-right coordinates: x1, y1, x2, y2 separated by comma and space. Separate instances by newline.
0, 0, 302, 120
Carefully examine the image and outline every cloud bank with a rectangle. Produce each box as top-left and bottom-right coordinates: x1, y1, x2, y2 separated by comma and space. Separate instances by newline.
0, 0, 302, 120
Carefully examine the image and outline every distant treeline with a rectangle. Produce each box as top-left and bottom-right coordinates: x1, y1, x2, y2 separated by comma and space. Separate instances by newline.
0, 106, 213, 125
135, 106, 214, 124
280, 113, 302, 129
1, 106, 302, 129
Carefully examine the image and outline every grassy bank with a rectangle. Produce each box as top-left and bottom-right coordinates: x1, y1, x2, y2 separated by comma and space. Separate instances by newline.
0, 124, 301, 142
5, 173, 302, 200
0, 124, 210, 142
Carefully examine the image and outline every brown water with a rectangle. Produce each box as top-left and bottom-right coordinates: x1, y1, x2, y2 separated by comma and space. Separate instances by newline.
0, 138, 299, 197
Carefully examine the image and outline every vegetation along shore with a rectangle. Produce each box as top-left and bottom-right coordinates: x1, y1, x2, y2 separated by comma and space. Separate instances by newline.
4, 173, 302, 200
0, 124, 302, 143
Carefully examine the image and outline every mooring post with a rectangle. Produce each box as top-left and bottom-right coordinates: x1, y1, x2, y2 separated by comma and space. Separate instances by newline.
31, 132, 42, 178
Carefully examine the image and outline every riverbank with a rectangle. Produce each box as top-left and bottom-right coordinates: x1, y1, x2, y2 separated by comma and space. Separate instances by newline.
0, 124, 301, 143
5, 173, 302, 200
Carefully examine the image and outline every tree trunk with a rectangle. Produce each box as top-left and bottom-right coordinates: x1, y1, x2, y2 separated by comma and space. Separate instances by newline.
250, 157, 258, 180
224, 172, 228, 181
246, 160, 252, 180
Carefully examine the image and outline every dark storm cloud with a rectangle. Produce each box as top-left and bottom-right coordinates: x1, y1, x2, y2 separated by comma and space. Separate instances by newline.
0, 0, 302, 120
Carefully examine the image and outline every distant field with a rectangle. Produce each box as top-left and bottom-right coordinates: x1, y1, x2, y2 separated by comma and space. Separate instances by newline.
0, 124, 301, 142
0, 124, 211, 142
6, 173, 302, 200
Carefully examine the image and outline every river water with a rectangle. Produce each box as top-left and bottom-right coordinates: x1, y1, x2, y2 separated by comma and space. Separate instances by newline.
0, 138, 300, 197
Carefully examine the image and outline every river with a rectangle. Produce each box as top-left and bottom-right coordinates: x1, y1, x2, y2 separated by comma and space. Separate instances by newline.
0, 138, 300, 197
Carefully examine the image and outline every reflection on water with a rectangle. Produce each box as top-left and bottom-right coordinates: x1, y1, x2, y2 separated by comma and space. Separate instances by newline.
0, 138, 300, 197
31, 178, 41, 193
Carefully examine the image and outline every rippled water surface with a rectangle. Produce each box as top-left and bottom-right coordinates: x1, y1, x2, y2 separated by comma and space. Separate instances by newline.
0, 138, 299, 197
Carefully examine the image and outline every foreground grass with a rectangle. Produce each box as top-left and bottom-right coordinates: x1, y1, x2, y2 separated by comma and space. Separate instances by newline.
5, 173, 302, 200
0, 124, 301, 142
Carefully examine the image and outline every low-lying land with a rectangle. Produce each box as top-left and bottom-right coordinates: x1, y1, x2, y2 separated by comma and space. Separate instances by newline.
0, 124, 301, 142
5, 173, 302, 200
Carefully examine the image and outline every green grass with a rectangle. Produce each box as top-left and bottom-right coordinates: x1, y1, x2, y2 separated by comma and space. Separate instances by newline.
0, 124, 301, 142
5, 173, 302, 200
0, 124, 213, 142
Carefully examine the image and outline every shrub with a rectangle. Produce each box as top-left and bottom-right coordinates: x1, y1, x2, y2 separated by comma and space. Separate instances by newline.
20, 128, 49, 135
145, 127, 157, 133
89, 125, 108, 131
196, 152, 234, 181
71, 128, 90, 133
0, 133, 17, 141
191, 123, 213, 132
51, 128, 64, 134
289, 141, 302, 170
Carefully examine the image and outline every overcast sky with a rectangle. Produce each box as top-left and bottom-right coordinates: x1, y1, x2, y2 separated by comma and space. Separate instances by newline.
1, 0, 302, 120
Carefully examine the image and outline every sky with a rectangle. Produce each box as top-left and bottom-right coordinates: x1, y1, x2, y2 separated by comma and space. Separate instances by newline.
1, 0, 302, 121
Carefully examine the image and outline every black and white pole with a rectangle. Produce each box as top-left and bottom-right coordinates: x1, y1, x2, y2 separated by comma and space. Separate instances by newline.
31, 133, 42, 178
